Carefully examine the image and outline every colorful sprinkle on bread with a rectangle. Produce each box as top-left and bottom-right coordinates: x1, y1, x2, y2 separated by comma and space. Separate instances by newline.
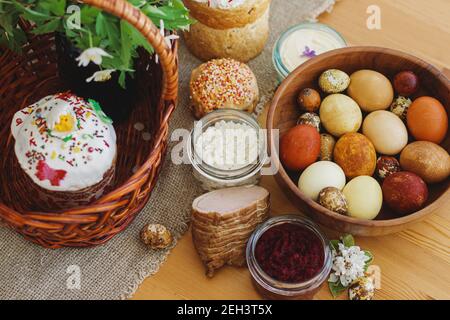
11, 92, 117, 192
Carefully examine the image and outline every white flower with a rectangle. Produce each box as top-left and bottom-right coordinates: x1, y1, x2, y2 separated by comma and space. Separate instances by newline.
164, 34, 180, 47
329, 243, 370, 287
86, 69, 116, 83
155, 19, 180, 64
76, 48, 113, 67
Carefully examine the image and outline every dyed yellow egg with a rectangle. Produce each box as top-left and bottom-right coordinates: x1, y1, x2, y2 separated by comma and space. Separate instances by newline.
334, 133, 377, 179
343, 176, 383, 220
320, 94, 362, 137
348, 70, 394, 112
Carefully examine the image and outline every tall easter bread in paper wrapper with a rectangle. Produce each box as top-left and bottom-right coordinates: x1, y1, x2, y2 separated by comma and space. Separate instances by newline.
183, 0, 272, 62
0, 0, 179, 248
10, 93, 117, 211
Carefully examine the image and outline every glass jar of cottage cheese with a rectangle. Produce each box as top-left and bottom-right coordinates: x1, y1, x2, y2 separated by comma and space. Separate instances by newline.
187, 109, 267, 191
273, 23, 347, 80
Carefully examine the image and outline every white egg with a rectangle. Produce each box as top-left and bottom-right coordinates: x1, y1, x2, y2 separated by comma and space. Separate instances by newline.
298, 161, 346, 201
362, 110, 408, 156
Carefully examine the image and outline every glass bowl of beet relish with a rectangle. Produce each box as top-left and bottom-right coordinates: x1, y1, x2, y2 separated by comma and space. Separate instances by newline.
246, 215, 332, 300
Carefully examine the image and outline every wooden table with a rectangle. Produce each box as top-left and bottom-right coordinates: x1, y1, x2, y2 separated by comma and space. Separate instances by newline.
133, 0, 450, 300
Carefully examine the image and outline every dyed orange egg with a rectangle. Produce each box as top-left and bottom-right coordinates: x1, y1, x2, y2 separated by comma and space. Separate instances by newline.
407, 96, 448, 144
334, 133, 377, 179
280, 125, 321, 171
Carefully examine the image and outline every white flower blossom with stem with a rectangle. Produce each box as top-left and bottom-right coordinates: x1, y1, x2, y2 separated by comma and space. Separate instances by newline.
76, 47, 113, 67
329, 243, 370, 287
86, 69, 116, 83
155, 19, 180, 64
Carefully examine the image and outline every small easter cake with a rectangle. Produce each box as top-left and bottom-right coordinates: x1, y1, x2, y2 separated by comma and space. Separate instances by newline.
183, 0, 271, 62
190, 58, 259, 119
11, 92, 117, 211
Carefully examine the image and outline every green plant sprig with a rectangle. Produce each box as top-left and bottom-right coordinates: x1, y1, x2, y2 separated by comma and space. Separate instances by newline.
0, 0, 194, 87
328, 234, 374, 298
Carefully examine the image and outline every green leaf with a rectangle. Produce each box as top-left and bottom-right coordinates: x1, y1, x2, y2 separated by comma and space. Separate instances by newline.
172, 0, 188, 10
88, 99, 113, 124
11, 28, 27, 51
128, 0, 147, 7
142, 5, 168, 19
118, 71, 126, 89
364, 251, 374, 271
52, 0, 66, 16
32, 18, 61, 35
12, 1, 53, 23
0, 12, 15, 35
4, 0, 193, 87
39, 0, 66, 16
95, 13, 120, 49
341, 234, 355, 248
80, 6, 100, 25
0, 4, 26, 53
129, 23, 153, 54
95, 13, 108, 37
64, 25, 77, 38
328, 281, 347, 299
329, 240, 340, 252
119, 20, 132, 69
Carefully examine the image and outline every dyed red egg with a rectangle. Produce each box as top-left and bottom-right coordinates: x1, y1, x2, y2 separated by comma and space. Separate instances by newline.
280, 125, 321, 171
407, 96, 448, 144
382, 172, 428, 215
393, 71, 419, 96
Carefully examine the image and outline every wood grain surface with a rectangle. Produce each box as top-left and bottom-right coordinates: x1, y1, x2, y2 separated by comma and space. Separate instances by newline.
133, 0, 450, 300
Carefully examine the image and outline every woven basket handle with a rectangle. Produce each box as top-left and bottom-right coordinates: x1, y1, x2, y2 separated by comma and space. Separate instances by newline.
83, 0, 178, 102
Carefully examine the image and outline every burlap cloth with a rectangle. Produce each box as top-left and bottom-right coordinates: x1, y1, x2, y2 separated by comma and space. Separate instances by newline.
0, 0, 336, 300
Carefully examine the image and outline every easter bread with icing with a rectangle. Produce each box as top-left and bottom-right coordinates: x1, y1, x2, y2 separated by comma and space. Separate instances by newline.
183, 0, 271, 62
10, 92, 117, 211
183, 0, 271, 29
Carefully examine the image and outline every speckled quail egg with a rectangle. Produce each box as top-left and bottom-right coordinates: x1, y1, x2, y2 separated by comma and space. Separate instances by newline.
319, 69, 350, 94
349, 275, 376, 301
376, 156, 401, 180
318, 187, 348, 215
297, 112, 321, 132
298, 88, 322, 113
390, 96, 412, 121
140, 223, 173, 249
320, 134, 336, 161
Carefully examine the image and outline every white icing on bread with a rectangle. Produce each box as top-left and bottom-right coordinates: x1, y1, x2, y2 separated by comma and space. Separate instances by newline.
11, 92, 117, 192
192, 0, 247, 9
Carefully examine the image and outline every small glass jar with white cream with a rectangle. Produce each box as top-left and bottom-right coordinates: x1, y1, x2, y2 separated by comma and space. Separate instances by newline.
273, 23, 347, 80
187, 109, 267, 191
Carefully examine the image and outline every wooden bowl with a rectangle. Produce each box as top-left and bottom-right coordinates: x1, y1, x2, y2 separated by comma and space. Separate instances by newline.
267, 47, 450, 236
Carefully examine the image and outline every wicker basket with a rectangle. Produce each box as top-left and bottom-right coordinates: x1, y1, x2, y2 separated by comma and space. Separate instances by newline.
0, 0, 178, 248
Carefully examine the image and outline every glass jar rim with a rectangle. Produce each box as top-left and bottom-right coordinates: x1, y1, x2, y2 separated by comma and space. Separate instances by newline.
246, 215, 332, 295
273, 22, 347, 79
188, 109, 267, 182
